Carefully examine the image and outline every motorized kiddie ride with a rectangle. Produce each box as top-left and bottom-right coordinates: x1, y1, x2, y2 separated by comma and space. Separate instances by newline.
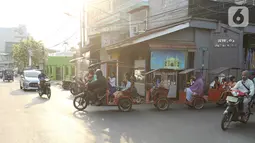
221, 89, 254, 131
73, 60, 143, 112
144, 68, 183, 111
38, 78, 51, 99
207, 67, 241, 107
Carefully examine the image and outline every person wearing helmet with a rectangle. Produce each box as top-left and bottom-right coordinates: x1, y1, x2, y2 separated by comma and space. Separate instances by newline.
87, 69, 108, 104
38, 71, 47, 92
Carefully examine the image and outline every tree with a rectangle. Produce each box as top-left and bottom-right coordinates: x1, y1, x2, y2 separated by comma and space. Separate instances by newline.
12, 37, 47, 70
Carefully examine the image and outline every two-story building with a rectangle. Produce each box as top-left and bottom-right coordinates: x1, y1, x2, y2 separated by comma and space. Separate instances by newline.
0, 25, 28, 69
84, 0, 255, 95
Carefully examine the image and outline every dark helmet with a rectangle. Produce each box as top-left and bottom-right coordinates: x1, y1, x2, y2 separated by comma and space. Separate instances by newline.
95, 69, 103, 77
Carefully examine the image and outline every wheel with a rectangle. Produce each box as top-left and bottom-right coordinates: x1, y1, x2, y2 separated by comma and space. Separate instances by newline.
221, 113, 232, 131
156, 98, 170, 111
216, 91, 228, 106
73, 95, 88, 111
38, 89, 43, 97
47, 88, 51, 99
118, 98, 132, 112
70, 83, 78, 95
192, 97, 205, 110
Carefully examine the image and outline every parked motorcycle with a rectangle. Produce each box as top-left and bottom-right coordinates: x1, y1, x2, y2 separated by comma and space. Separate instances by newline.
38, 78, 51, 99
70, 76, 84, 96
221, 90, 253, 131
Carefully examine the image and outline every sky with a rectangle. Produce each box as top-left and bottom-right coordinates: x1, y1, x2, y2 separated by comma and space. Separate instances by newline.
0, 0, 83, 51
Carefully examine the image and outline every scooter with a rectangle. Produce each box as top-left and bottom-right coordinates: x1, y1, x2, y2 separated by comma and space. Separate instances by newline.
38, 78, 51, 99
221, 90, 253, 131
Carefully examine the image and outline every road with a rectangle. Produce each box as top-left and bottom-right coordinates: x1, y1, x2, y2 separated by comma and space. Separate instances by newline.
0, 79, 255, 143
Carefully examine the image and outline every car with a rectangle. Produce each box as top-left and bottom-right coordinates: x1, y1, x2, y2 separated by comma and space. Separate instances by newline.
20, 70, 41, 91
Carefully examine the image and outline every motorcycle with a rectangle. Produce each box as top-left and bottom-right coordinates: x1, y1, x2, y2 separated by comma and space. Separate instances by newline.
70, 76, 84, 96
73, 86, 133, 112
221, 90, 253, 131
38, 78, 51, 99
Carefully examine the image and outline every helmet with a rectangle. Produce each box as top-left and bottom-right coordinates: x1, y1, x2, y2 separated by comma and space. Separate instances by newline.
95, 69, 103, 77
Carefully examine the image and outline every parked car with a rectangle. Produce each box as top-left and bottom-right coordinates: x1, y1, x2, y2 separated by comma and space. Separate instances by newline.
20, 70, 41, 91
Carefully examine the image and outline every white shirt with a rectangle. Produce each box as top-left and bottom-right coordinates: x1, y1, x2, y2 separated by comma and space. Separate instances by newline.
232, 79, 254, 96
109, 77, 116, 87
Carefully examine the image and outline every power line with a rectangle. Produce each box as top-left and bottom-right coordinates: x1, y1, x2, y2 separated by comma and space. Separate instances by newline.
48, 30, 79, 48
88, 1, 227, 29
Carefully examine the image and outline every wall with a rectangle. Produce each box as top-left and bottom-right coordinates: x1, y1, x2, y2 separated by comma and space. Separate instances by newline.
130, 8, 148, 37
46, 56, 74, 80
148, 0, 189, 29
155, 28, 194, 41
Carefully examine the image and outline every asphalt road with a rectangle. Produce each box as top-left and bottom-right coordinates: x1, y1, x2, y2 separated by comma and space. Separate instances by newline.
0, 79, 255, 143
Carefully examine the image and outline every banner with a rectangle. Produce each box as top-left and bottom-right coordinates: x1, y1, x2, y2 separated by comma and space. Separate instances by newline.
150, 50, 185, 70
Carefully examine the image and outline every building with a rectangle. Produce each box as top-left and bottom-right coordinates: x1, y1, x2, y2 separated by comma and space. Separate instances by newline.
84, 0, 255, 95
0, 25, 28, 69
46, 51, 75, 80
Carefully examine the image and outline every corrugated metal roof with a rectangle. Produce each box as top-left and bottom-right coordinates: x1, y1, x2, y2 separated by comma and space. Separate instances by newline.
179, 69, 195, 74
209, 67, 230, 74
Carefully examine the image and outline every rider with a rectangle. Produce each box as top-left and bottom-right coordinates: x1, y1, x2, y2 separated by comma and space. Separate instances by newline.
185, 72, 204, 105
87, 69, 108, 104
231, 70, 254, 115
38, 71, 47, 91
85, 69, 96, 83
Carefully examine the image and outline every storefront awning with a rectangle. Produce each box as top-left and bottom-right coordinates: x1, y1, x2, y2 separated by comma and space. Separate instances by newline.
179, 69, 195, 75
209, 67, 230, 74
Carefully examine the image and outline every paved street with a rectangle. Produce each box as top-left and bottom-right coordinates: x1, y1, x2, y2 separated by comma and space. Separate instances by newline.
0, 79, 255, 143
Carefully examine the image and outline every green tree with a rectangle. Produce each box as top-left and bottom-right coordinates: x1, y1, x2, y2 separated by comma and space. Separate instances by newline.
12, 37, 47, 70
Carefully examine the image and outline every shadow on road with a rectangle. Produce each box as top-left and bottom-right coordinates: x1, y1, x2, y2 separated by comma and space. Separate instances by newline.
24, 96, 49, 108
72, 109, 156, 143
10, 89, 36, 96
222, 121, 255, 139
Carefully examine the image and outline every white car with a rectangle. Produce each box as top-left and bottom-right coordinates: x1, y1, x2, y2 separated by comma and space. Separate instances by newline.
20, 70, 41, 91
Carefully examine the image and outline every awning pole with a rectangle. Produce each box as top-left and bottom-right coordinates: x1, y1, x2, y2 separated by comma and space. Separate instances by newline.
117, 60, 119, 86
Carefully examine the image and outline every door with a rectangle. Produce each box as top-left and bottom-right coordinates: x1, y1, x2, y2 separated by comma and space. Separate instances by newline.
56, 67, 62, 80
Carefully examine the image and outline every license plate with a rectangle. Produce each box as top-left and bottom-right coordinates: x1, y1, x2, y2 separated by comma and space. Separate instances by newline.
226, 96, 238, 102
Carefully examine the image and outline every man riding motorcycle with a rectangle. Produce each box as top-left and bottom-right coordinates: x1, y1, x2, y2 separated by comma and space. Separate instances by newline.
38, 71, 47, 91
231, 70, 254, 117
86, 69, 108, 105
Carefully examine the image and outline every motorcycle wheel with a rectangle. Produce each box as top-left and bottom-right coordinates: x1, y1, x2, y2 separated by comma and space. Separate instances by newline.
73, 95, 88, 111
221, 113, 232, 131
70, 83, 78, 95
216, 92, 228, 106
118, 98, 132, 112
38, 89, 43, 97
47, 88, 51, 99
156, 98, 170, 111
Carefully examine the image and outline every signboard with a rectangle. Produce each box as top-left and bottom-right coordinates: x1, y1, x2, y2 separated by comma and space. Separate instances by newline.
150, 50, 185, 70
212, 33, 239, 48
